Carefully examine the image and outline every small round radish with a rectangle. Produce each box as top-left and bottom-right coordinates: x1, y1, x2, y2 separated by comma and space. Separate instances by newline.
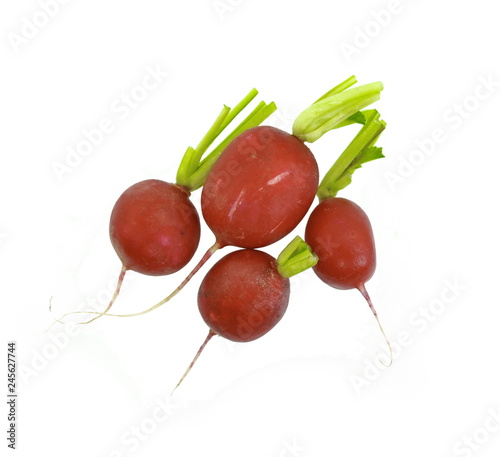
174, 237, 318, 389
305, 108, 392, 364
198, 249, 290, 342
305, 198, 375, 291
109, 179, 200, 276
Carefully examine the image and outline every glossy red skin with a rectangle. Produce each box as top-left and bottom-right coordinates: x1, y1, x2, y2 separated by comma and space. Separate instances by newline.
109, 179, 200, 276
198, 249, 290, 342
305, 197, 376, 290
201, 126, 319, 249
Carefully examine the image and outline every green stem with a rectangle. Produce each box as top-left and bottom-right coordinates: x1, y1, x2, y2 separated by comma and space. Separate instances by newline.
292, 76, 384, 143
176, 89, 276, 191
188, 105, 232, 176
313, 75, 358, 103
317, 109, 386, 201
277, 236, 318, 279
187, 100, 276, 191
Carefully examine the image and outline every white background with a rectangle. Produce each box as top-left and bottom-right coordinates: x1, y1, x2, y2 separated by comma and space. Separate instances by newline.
1, 0, 500, 456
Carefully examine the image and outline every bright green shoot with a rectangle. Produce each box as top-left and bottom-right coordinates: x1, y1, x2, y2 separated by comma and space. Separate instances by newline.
176, 90, 276, 191
317, 109, 386, 201
292, 76, 384, 143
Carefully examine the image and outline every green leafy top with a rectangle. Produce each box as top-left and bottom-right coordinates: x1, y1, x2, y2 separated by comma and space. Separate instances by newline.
316, 109, 386, 201
292, 76, 384, 143
277, 236, 318, 279
176, 89, 276, 191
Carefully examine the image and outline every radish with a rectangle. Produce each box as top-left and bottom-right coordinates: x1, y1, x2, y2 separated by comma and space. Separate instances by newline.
109, 179, 200, 277
304, 109, 393, 364
53, 89, 276, 325
174, 236, 318, 389
200, 124, 319, 249
93, 76, 385, 320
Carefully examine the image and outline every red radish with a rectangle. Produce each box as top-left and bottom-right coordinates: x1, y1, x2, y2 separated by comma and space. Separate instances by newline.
174, 237, 318, 389
199, 249, 290, 342
69, 180, 201, 325
305, 109, 392, 364
201, 125, 318, 248
201, 125, 319, 249
109, 179, 200, 276
53, 89, 276, 325
305, 198, 375, 291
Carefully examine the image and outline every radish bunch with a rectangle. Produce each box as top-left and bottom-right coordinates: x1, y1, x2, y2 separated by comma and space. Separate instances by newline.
55, 75, 392, 389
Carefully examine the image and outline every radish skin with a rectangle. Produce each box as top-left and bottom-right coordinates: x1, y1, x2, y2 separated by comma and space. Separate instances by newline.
202, 126, 319, 249
110, 180, 201, 277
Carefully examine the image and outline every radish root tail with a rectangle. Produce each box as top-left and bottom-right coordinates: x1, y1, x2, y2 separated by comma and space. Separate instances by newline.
172, 330, 216, 394
46, 241, 221, 329
79, 265, 127, 325
46, 264, 127, 330
358, 284, 393, 367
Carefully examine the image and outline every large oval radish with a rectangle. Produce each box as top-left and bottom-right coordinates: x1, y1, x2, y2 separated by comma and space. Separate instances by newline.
201, 125, 319, 249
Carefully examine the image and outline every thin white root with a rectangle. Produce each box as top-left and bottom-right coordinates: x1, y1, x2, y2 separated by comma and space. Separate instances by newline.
171, 330, 216, 395
47, 241, 222, 328
358, 283, 393, 367
79, 265, 127, 325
